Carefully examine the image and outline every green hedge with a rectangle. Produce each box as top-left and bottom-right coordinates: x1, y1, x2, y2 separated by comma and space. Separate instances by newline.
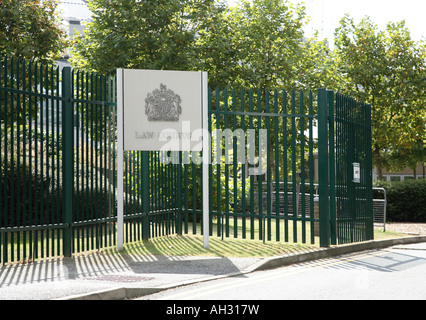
0, 161, 118, 227
0, 161, 56, 227
374, 179, 426, 222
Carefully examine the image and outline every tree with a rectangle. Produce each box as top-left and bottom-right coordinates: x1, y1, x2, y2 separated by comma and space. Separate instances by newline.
388, 138, 426, 178
72, 0, 334, 91
334, 16, 426, 179
196, 0, 309, 90
71, 0, 218, 74
0, 1, 68, 126
0, 0, 67, 63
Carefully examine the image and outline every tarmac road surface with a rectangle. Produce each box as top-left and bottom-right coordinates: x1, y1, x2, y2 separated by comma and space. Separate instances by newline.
139, 242, 426, 300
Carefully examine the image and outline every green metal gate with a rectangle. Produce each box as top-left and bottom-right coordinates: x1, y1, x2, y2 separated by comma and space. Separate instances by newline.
333, 93, 374, 244
207, 88, 319, 244
203, 88, 373, 247
1, 56, 373, 264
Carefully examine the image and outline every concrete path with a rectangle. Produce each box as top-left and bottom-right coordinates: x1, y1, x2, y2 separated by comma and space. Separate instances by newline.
1, 236, 425, 300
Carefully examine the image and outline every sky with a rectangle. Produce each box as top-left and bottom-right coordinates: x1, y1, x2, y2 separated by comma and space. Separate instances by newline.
228, 0, 426, 45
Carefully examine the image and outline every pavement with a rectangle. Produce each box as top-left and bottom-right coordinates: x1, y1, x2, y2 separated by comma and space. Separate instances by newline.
1, 235, 426, 300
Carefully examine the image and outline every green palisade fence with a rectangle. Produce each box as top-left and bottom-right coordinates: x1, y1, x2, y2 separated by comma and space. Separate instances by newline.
0, 56, 373, 264
1, 57, 65, 263
207, 88, 319, 244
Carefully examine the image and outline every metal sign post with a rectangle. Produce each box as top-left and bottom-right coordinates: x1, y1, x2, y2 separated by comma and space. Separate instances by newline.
117, 69, 124, 250
202, 72, 209, 249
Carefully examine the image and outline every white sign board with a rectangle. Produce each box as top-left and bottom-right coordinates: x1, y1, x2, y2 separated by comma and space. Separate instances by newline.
121, 69, 205, 151
116, 69, 209, 250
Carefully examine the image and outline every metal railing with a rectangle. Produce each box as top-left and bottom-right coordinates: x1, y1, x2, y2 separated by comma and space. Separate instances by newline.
373, 187, 387, 231
1, 56, 374, 263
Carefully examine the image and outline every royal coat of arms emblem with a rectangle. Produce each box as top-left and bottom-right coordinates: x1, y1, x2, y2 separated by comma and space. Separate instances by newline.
145, 84, 182, 121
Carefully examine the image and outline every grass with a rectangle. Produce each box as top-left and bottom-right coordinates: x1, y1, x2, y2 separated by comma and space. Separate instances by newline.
0, 223, 410, 264
112, 234, 319, 258
373, 228, 408, 240
100, 227, 408, 259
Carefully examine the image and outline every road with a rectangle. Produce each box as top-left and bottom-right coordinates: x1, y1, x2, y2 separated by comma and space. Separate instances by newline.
139, 242, 426, 301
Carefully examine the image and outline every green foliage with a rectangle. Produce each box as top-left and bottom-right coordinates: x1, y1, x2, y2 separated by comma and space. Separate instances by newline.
334, 16, 426, 177
71, 0, 218, 73
374, 179, 426, 222
0, 56, 61, 129
70, 1, 425, 175
0, 158, 118, 226
0, 0, 67, 63
73, 186, 116, 222
0, 160, 57, 227
199, 0, 308, 89
71, 0, 335, 91
211, 161, 251, 213
0, 123, 63, 158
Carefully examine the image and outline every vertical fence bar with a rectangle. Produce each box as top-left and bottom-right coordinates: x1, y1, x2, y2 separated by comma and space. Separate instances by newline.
240, 88, 246, 239
344, 95, 350, 243
308, 91, 315, 244
53, 65, 59, 256
232, 89, 238, 238
317, 88, 330, 248
1, 57, 8, 263
300, 90, 306, 243
248, 89, 255, 240
16, 58, 21, 261
42, 64, 47, 258
177, 152, 183, 235
335, 94, 340, 243
10, 57, 15, 262
39, 62, 44, 259
74, 70, 80, 253
28, 60, 34, 260
224, 88, 230, 238
256, 89, 263, 241
290, 91, 297, 242
328, 90, 336, 245
282, 90, 289, 243
365, 103, 374, 240
142, 151, 150, 240
22, 59, 28, 259
31, 62, 40, 259
265, 90, 271, 241
274, 90, 280, 242
62, 67, 73, 257
348, 97, 355, 243
0, 57, 3, 264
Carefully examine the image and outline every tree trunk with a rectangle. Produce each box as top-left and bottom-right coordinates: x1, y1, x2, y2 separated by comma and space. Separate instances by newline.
374, 144, 384, 181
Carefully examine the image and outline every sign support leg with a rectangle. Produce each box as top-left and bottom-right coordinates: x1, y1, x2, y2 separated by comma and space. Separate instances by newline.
202, 72, 209, 249
117, 69, 124, 250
